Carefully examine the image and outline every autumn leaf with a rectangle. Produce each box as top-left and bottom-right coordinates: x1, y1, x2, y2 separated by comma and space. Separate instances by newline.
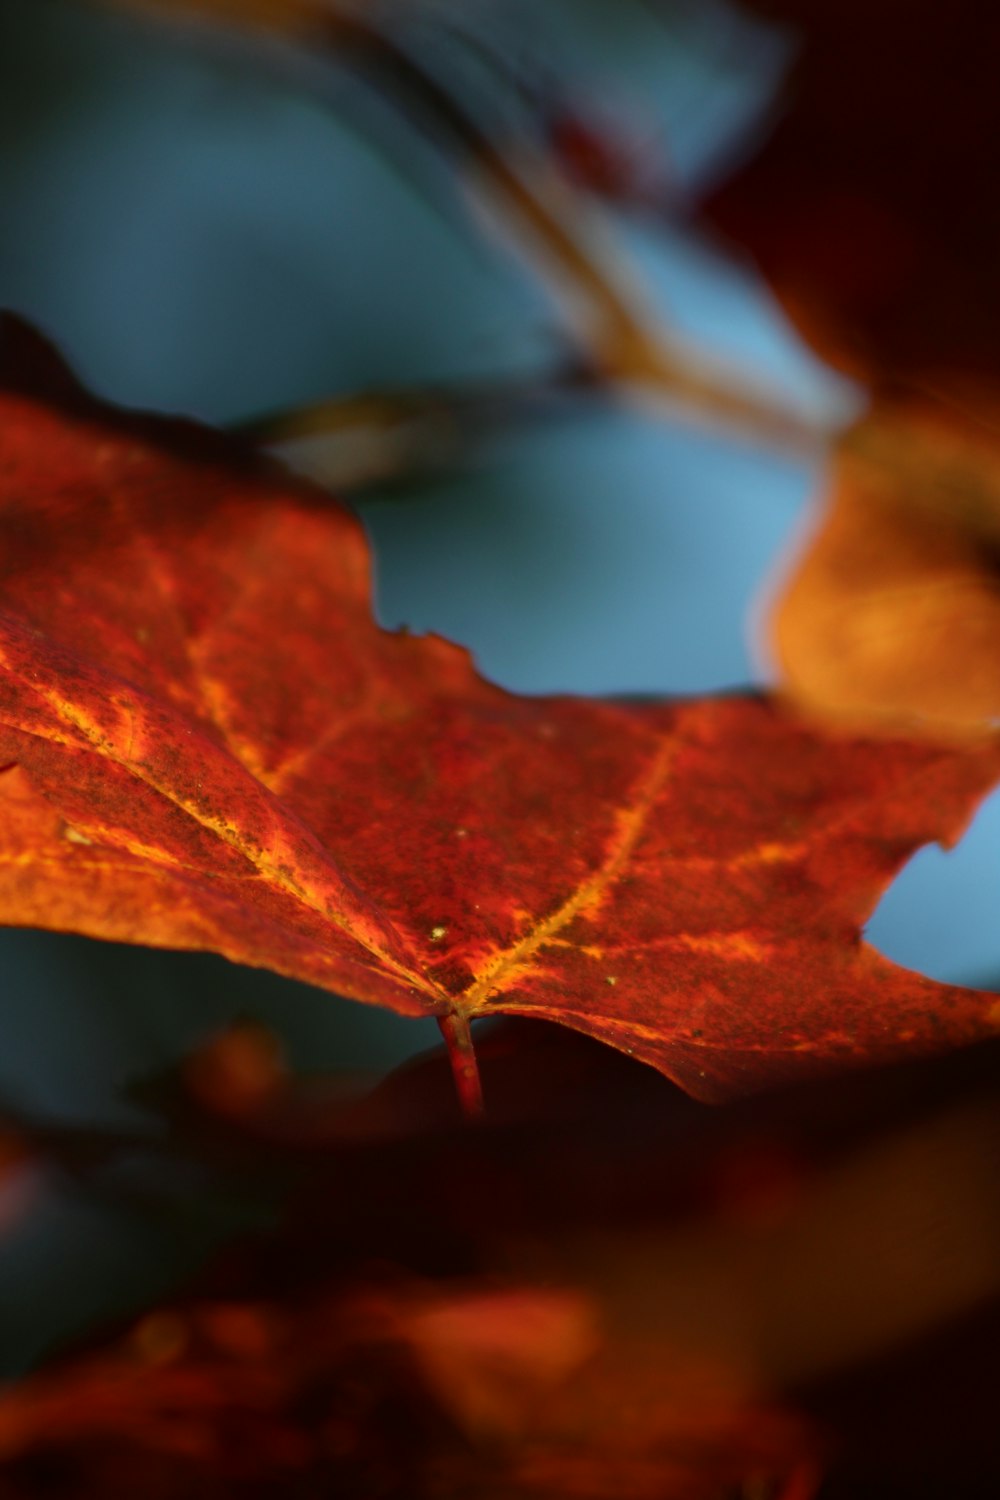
702, 10, 1000, 742
768, 396, 1000, 736
0, 314, 999, 1105
0, 1275, 819, 1499
3, 1026, 998, 1497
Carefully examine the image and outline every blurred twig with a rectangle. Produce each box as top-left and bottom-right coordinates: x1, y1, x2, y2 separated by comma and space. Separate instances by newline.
103, 0, 831, 465
315, 9, 829, 451
233, 360, 595, 487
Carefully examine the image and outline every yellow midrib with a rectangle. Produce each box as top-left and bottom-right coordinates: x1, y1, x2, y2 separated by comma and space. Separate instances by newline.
8, 669, 697, 1027
12, 677, 443, 1002
459, 734, 679, 1014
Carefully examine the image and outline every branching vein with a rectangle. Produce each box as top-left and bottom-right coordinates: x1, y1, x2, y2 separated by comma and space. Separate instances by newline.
461, 732, 680, 1011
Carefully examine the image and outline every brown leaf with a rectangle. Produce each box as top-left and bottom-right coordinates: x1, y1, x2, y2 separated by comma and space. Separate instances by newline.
1, 316, 999, 1104
703, 1, 1000, 390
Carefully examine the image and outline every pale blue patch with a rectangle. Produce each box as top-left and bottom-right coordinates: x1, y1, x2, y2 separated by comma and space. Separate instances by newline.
866, 785, 1000, 986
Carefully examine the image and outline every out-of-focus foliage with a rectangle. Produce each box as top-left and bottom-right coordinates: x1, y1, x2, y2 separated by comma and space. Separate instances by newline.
1, 4, 999, 1497
1, 1022, 998, 1498
704, 1, 1000, 738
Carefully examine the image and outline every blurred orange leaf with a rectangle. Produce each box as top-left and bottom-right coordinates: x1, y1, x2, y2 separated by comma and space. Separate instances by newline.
769, 398, 1000, 735
4, 1033, 998, 1497
0, 1276, 818, 1499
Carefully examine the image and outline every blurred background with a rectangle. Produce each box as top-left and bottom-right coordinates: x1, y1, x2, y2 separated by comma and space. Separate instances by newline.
0, 0, 998, 1379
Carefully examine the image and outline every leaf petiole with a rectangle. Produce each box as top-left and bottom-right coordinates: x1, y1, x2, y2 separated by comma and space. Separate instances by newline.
437, 1011, 485, 1122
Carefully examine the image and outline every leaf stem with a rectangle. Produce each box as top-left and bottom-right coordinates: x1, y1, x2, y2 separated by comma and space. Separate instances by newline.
437, 1011, 485, 1122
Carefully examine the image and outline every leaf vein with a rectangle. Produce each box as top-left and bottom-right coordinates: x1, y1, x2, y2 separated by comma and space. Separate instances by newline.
461, 732, 680, 1011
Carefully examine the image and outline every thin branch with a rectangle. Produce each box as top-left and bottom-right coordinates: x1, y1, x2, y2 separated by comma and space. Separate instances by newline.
314, 9, 828, 454
106, 0, 830, 459
233, 361, 595, 487
235, 368, 588, 448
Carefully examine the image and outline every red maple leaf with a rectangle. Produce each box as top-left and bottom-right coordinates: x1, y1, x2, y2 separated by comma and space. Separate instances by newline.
0, 316, 997, 1107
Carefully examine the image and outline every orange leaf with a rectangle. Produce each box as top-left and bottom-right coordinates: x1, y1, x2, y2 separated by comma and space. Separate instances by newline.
0, 316, 998, 1102
768, 398, 1000, 736
0, 1277, 819, 1499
